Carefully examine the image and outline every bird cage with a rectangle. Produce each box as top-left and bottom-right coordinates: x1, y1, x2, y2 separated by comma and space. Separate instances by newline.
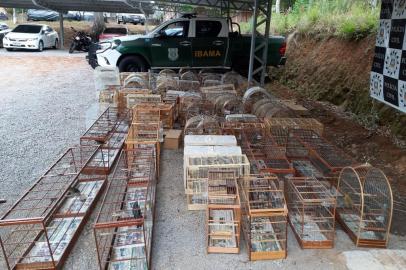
206, 171, 241, 254
286, 129, 354, 174
0, 148, 106, 270
178, 80, 201, 92
185, 155, 250, 210
286, 177, 336, 249
184, 115, 221, 136
126, 122, 163, 167
336, 165, 393, 248
80, 107, 130, 175
239, 128, 294, 176
116, 89, 152, 112
126, 94, 162, 109
133, 103, 174, 129
242, 87, 275, 113
240, 175, 288, 260
94, 150, 156, 270
265, 118, 324, 137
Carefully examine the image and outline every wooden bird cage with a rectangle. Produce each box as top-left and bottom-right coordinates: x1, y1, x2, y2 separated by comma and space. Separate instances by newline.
240, 175, 288, 260
286, 177, 336, 249
185, 155, 250, 210
336, 165, 393, 248
126, 94, 162, 109
206, 171, 241, 254
133, 103, 174, 129
0, 148, 106, 270
93, 150, 156, 270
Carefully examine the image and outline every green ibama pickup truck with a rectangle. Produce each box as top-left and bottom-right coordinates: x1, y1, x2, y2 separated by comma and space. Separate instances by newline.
89, 16, 286, 72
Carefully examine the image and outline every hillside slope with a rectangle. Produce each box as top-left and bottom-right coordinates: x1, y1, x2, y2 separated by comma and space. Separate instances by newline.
276, 34, 406, 140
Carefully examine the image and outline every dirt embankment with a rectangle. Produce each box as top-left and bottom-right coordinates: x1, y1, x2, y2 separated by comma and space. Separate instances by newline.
276, 34, 406, 140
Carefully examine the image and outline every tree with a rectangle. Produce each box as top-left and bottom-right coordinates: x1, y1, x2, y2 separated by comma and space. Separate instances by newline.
92, 12, 105, 41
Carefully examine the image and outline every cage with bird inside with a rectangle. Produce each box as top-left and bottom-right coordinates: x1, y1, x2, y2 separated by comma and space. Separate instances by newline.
285, 176, 337, 249
239, 174, 288, 260
93, 147, 157, 270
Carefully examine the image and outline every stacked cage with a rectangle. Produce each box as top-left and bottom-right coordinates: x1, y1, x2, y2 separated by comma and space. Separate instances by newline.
336, 165, 393, 248
185, 155, 250, 210
240, 175, 288, 260
206, 171, 241, 254
0, 148, 107, 270
285, 177, 337, 249
94, 147, 157, 270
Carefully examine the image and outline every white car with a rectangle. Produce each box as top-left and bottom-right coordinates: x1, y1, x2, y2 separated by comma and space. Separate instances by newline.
3, 24, 59, 52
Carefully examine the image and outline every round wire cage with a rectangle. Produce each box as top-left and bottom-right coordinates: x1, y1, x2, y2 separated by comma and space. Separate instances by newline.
242, 87, 276, 112
184, 115, 221, 135
336, 165, 393, 248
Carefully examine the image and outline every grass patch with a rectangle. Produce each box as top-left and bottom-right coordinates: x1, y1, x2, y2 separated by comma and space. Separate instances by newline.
239, 0, 379, 40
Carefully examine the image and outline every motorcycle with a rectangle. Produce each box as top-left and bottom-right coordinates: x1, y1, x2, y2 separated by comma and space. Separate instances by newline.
69, 27, 92, 53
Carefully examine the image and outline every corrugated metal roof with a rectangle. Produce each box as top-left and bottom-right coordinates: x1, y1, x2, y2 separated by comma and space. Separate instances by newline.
0, 0, 254, 12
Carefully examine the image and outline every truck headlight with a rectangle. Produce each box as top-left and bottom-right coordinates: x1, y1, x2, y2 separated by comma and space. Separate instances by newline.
111, 39, 121, 49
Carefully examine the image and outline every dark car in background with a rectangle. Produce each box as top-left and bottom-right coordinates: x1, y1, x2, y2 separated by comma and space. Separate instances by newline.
27, 9, 59, 21
117, 14, 145, 25
0, 12, 8, 20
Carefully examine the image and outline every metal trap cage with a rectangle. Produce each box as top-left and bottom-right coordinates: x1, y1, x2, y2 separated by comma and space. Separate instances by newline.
336, 165, 393, 248
185, 155, 250, 210
0, 148, 106, 270
286, 177, 336, 249
206, 171, 241, 254
286, 129, 354, 174
94, 149, 157, 270
239, 175, 288, 261
80, 107, 130, 175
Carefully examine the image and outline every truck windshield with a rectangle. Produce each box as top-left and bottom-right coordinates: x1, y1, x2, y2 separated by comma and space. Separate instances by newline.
12, 25, 42, 33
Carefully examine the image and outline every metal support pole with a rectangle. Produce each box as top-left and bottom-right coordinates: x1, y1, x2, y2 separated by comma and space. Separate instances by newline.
247, 0, 259, 86
247, 0, 273, 86
59, 13, 64, 49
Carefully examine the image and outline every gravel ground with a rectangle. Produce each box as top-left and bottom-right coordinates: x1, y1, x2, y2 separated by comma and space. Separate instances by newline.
0, 49, 405, 270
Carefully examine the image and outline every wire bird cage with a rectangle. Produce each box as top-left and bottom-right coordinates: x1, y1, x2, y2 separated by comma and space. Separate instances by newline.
80, 107, 130, 175
238, 127, 294, 176
206, 171, 241, 254
286, 129, 354, 175
286, 177, 336, 249
94, 148, 157, 270
185, 155, 250, 210
240, 175, 288, 260
336, 165, 393, 248
265, 118, 324, 147
184, 115, 222, 136
0, 147, 107, 270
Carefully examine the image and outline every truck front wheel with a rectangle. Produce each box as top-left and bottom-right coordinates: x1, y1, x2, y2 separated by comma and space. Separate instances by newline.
118, 55, 148, 72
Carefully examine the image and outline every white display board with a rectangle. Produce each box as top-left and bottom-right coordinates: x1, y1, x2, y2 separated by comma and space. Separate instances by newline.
371, 0, 406, 113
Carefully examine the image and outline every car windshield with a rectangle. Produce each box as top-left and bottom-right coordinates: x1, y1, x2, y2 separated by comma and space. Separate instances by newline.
104, 28, 127, 34
13, 25, 42, 33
